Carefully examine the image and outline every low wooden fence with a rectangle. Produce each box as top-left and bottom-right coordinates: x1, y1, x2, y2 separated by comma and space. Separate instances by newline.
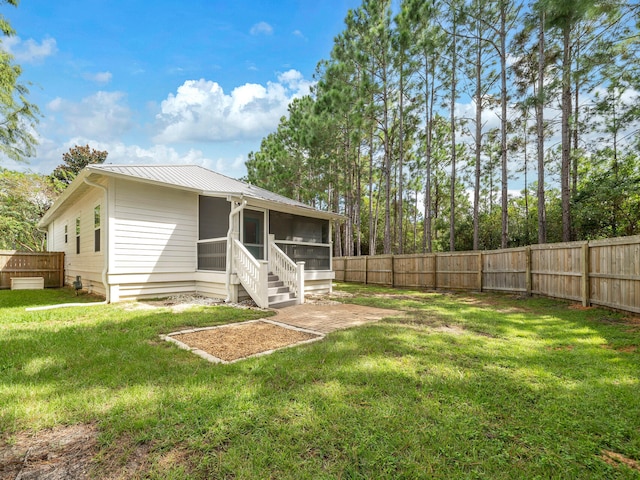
0, 251, 65, 289
334, 235, 640, 314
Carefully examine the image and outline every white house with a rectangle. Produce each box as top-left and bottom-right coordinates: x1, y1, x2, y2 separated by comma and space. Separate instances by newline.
38, 164, 341, 308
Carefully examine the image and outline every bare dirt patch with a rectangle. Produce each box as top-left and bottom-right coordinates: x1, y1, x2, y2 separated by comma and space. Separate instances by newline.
546, 345, 575, 351
433, 324, 466, 335
601, 450, 640, 472
169, 321, 322, 362
600, 344, 638, 353
0, 425, 156, 480
0, 424, 97, 480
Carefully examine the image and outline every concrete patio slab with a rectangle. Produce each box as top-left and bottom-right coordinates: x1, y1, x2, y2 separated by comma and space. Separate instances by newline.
273, 303, 403, 334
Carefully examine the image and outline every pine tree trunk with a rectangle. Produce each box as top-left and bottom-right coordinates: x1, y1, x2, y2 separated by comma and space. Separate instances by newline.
332, 182, 343, 258
383, 60, 392, 254
500, 0, 509, 249
426, 65, 435, 253
572, 38, 580, 199
473, 25, 482, 251
398, 62, 405, 255
449, 25, 457, 252
356, 143, 362, 256
561, 24, 572, 242
368, 115, 375, 255
537, 13, 547, 244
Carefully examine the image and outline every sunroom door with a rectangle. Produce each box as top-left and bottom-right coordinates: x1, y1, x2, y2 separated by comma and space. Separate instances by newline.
242, 209, 265, 260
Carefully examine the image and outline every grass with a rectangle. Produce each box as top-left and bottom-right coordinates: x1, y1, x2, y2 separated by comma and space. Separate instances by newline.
1, 284, 639, 479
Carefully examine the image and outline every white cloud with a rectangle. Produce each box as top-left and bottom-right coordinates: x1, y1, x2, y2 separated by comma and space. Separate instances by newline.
83, 71, 113, 84
292, 30, 306, 41
250, 21, 273, 36
154, 70, 313, 143
206, 154, 247, 176
46, 91, 133, 139
22, 136, 216, 172
277, 69, 313, 96
1, 36, 57, 63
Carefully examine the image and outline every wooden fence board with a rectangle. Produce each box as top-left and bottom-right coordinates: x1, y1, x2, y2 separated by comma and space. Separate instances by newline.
0, 251, 65, 289
344, 256, 367, 284
482, 248, 528, 293
367, 255, 393, 286
333, 257, 345, 281
392, 254, 436, 288
531, 242, 583, 302
333, 235, 640, 315
589, 239, 640, 313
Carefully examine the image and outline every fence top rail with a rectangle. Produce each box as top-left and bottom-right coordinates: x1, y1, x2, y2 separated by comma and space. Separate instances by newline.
0, 250, 64, 255
390, 253, 437, 259
481, 246, 530, 255
530, 241, 587, 251
436, 251, 482, 258
588, 235, 640, 247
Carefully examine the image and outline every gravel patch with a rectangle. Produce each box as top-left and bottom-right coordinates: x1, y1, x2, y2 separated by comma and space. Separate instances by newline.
163, 320, 323, 363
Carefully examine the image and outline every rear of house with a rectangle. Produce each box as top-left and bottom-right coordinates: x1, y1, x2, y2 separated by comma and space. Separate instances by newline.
39, 164, 339, 307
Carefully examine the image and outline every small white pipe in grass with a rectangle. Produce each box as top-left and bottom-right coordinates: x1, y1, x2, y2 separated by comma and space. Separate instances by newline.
26, 301, 108, 311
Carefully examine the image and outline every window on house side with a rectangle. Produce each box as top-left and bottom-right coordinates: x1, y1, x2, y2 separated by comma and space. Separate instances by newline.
94, 205, 101, 252
75, 217, 81, 254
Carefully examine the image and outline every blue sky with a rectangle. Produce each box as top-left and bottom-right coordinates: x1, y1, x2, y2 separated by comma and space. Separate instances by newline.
3, 0, 360, 178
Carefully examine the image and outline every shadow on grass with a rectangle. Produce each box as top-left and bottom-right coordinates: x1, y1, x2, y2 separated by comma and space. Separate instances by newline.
0, 287, 104, 309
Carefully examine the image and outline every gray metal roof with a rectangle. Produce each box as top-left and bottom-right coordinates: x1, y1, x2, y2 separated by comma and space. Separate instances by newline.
88, 164, 322, 212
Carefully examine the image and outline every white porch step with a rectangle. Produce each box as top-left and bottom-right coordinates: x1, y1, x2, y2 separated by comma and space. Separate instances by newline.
269, 298, 298, 309
269, 285, 290, 295
268, 291, 295, 303
267, 272, 297, 308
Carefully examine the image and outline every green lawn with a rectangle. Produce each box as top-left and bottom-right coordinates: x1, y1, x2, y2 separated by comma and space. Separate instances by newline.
1, 284, 639, 479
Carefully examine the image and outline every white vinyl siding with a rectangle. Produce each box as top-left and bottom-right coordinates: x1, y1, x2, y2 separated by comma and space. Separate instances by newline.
111, 179, 197, 274
47, 186, 105, 293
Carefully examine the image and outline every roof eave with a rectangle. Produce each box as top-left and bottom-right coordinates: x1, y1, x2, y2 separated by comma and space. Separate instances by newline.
39, 165, 345, 228
226, 194, 344, 220
38, 169, 93, 228
86, 165, 203, 194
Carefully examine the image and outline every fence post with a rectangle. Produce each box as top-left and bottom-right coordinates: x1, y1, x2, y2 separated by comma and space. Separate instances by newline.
477, 252, 483, 292
525, 246, 532, 296
434, 253, 438, 291
582, 242, 590, 307
59, 252, 65, 287
364, 255, 368, 285
390, 255, 395, 288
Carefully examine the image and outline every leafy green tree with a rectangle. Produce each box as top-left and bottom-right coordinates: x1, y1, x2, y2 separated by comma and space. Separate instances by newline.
50, 144, 108, 189
0, 169, 56, 250
0, 0, 39, 163
572, 147, 640, 239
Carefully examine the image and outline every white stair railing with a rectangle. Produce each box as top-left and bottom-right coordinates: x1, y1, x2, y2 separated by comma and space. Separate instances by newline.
233, 238, 269, 308
269, 237, 305, 305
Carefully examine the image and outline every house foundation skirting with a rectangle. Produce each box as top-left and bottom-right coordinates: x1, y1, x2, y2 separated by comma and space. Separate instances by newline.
74, 270, 335, 302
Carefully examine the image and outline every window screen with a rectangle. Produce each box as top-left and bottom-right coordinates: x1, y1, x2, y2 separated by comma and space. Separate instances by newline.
269, 211, 329, 243
199, 196, 230, 239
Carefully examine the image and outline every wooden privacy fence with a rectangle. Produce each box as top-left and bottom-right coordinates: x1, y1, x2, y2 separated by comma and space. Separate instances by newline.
334, 235, 640, 315
0, 251, 65, 289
